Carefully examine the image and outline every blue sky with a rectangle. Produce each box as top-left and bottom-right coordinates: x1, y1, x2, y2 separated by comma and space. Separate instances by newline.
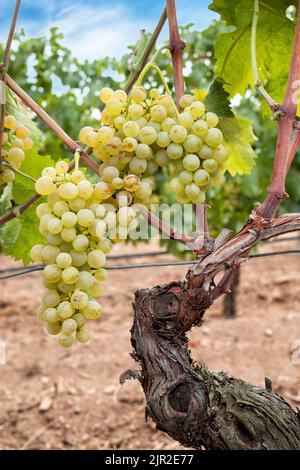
1, 0, 217, 60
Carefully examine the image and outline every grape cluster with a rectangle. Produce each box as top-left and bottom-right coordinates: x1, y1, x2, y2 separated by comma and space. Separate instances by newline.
31, 161, 123, 347
80, 86, 229, 206
0, 115, 32, 187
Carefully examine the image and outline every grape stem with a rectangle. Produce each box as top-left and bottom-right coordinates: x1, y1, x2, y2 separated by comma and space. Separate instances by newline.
3, 161, 37, 183
124, 8, 168, 93
0, 0, 22, 165
251, 0, 276, 109
166, 0, 185, 107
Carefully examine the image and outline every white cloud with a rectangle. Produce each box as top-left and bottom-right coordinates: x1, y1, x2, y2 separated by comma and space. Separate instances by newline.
43, 3, 156, 61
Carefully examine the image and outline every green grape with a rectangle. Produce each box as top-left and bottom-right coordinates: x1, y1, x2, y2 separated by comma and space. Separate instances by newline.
76, 328, 90, 343
72, 234, 89, 252
76, 209, 95, 227
7, 147, 25, 168
139, 126, 157, 145
95, 219, 107, 238
150, 105, 167, 122
47, 218, 63, 235
202, 158, 218, 173
169, 125, 187, 144
53, 201, 69, 217
61, 211, 77, 228
123, 137, 138, 152
94, 181, 113, 200
87, 250, 106, 269
145, 160, 158, 175
213, 145, 229, 164
75, 271, 93, 291
114, 116, 126, 130
135, 117, 148, 129
185, 182, 201, 199
200, 144, 214, 160
56, 252, 72, 269
150, 88, 160, 99
135, 182, 152, 201
36, 203, 52, 219
71, 290, 89, 310
191, 190, 206, 204
194, 169, 210, 187
183, 154, 200, 171
69, 250, 87, 267
42, 290, 60, 308
62, 319, 77, 335
178, 112, 194, 128
98, 238, 112, 254
82, 300, 101, 320
128, 103, 144, 119
35, 176, 56, 196
106, 98, 123, 116
73, 313, 86, 329
46, 233, 63, 246
161, 117, 176, 132
85, 131, 100, 147
178, 170, 194, 185
205, 112, 219, 128
136, 143, 151, 159
61, 267, 79, 285
88, 280, 103, 297
123, 121, 140, 137
71, 170, 85, 184
57, 301, 75, 320
42, 167, 56, 179
77, 180, 94, 200
43, 264, 62, 283
58, 333, 74, 348
155, 150, 169, 167
131, 86, 147, 103
129, 157, 147, 174
55, 161, 69, 175
193, 119, 208, 137
30, 244, 45, 262
68, 198, 86, 212
189, 101, 205, 119
58, 182, 78, 200
179, 94, 195, 108
169, 177, 183, 193
99, 87, 114, 103
41, 245, 60, 264
44, 307, 59, 324
147, 120, 161, 133
47, 323, 62, 335
156, 131, 171, 148
183, 134, 202, 153
98, 126, 114, 143
166, 143, 183, 160
205, 128, 223, 147
94, 268, 108, 282
61, 227, 77, 242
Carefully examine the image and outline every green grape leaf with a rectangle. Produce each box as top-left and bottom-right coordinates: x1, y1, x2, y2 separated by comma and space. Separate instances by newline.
204, 79, 234, 117
210, 0, 297, 113
6, 91, 42, 145
220, 116, 257, 175
12, 149, 54, 203
1, 200, 44, 264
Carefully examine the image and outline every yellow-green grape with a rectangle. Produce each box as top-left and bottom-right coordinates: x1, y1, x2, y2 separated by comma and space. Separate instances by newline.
193, 119, 208, 137
15, 126, 29, 139
79, 126, 93, 144
42, 167, 56, 179
4, 115, 16, 129
47, 217, 63, 235
189, 101, 205, 119
129, 157, 147, 174
169, 125, 187, 144
99, 87, 115, 103
87, 250, 106, 269
98, 126, 114, 143
62, 319, 77, 335
98, 238, 112, 254
76, 328, 90, 343
203, 158, 218, 173
76, 271, 94, 290
106, 98, 123, 116
205, 128, 223, 147
41, 245, 60, 264
150, 105, 167, 122
47, 323, 62, 335
58, 333, 74, 348
23, 138, 34, 150
155, 149, 169, 167
61, 227, 77, 242
69, 198, 86, 212
7, 147, 25, 168
123, 175, 140, 192
123, 121, 140, 137
70, 290, 89, 310
58, 182, 78, 200
73, 313, 86, 329
71, 170, 85, 184
179, 94, 195, 108
200, 144, 214, 160
82, 300, 101, 319
43, 264, 62, 283
128, 103, 144, 119
94, 181, 113, 200
138, 126, 157, 145
194, 169, 210, 187
131, 86, 147, 103
205, 112, 219, 128
56, 252, 72, 268
85, 131, 100, 147
178, 170, 194, 185
178, 112, 194, 129
167, 143, 183, 160
57, 301, 75, 320
123, 137, 138, 152
88, 280, 103, 297
72, 234, 89, 252
183, 134, 202, 153
2, 132, 8, 145
183, 154, 201, 171
30, 244, 45, 262
11, 138, 25, 149
62, 266, 79, 285
114, 89, 127, 103
114, 115, 126, 130
214, 145, 229, 164
156, 131, 171, 148
1, 168, 15, 183
150, 88, 160, 99
69, 249, 87, 267
44, 307, 59, 324
95, 268, 108, 282
55, 160, 69, 175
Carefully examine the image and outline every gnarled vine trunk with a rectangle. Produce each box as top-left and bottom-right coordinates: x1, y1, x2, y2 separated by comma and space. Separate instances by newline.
122, 280, 300, 450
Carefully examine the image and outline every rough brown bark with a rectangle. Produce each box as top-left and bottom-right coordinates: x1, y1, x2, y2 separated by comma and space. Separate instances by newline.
122, 280, 300, 450
223, 270, 240, 318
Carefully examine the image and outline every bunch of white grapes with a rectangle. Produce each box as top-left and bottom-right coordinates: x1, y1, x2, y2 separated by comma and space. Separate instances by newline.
79, 86, 229, 205
0, 115, 33, 187
32, 160, 139, 347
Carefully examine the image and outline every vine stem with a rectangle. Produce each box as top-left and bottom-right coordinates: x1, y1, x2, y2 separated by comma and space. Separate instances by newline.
3, 162, 36, 182
0, 0, 22, 165
5, 75, 99, 174
258, 0, 300, 219
251, 0, 276, 108
166, 0, 185, 107
124, 8, 168, 93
